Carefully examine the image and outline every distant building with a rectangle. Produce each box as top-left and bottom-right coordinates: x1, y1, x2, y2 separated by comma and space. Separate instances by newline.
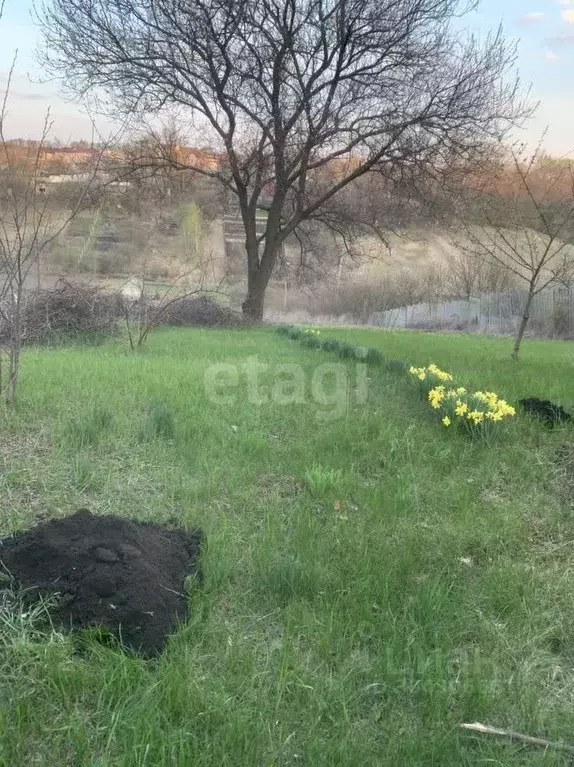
173, 146, 221, 171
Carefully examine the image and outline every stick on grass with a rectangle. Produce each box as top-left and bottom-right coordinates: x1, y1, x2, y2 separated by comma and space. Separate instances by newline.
460, 722, 574, 755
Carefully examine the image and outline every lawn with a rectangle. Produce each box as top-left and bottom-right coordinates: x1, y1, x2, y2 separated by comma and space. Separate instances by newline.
0, 326, 573, 766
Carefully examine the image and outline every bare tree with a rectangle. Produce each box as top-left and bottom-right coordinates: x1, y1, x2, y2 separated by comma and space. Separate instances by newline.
446, 250, 480, 300
39, 0, 525, 320
393, 268, 424, 325
455, 150, 574, 359
0, 48, 108, 404
447, 248, 515, 299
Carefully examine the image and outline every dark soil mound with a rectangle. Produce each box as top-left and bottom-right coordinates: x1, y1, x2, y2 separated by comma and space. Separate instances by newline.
519, 397, 572, 427
0, 510, 204, 656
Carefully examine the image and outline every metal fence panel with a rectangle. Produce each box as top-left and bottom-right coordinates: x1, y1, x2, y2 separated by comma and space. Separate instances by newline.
370, 287, 574, 337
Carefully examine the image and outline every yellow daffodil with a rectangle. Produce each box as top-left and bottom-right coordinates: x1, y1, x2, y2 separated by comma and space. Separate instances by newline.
428, 386, 446, 409
455, 401, 468, 417
410, 364, 453, 383
467, 410, 485, 424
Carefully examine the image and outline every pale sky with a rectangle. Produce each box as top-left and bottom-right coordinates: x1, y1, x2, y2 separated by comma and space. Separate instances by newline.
0, 0, 573, 155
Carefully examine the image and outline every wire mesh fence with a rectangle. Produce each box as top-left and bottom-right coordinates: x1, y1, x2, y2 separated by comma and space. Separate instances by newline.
370, 287, 574, 338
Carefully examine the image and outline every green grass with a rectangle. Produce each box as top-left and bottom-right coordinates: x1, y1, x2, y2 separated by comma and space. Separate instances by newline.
0, 326, 573, 766
319, 327, 574, 405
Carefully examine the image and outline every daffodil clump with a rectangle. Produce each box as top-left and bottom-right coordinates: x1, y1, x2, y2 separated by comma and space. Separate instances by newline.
409, 363, 515, 438
303, 328, 320, 336
428, 386, 516, 437
409, 364, 454, 395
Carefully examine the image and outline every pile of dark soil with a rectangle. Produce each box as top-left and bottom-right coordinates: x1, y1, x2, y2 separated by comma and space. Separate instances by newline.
0, 510, 204, 656
158, 295, 244, 327
519, 397, 572, 427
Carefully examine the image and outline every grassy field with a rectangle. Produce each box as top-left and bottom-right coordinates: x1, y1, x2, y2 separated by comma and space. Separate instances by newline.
0, 326, 573, 766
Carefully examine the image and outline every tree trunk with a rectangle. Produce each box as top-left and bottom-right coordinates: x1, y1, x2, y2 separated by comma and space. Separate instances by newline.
240, 195, 285, 321
242, 269, 267, 321
242, 241, 281, 322
6, 345, 20, 407
6, 291, 22, 407
512, 288, 534, 361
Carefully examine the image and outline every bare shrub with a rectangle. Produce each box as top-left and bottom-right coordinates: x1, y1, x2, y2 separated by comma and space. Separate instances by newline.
317, 272, 423, 323
156, 295, 243, 327
447, 248, 517, 299
317, 282, 387, 322
122, 292, 242, 350
552, 300, 572, 339
0, 279, 122, 345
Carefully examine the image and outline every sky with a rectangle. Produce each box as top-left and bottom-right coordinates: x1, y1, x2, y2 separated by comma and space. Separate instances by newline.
0, 0, 573, 155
